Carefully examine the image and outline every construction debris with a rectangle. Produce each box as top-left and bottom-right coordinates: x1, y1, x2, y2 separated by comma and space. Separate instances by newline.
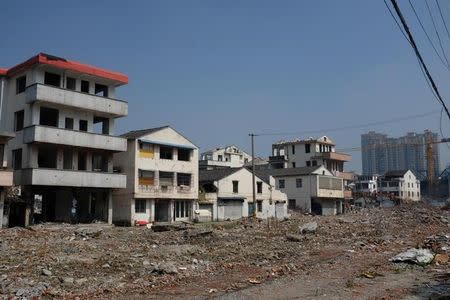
390, 248, 435, 265
299, 221, 317, 234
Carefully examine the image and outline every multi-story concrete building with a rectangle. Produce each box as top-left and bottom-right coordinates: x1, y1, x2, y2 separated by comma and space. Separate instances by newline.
378, 170, 421, 201
361, 131, 439, 179
354, 175, 378, 194
198, 167, 288, 221
0, 132, 14, 228
112, 126, 198, 225
0, 53, 128, 226
199, 145, 252, 170
269, 136, 352, 202
256, 166, 344, 215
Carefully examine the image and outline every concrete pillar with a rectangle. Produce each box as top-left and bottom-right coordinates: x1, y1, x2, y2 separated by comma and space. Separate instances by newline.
168, 200, 174, 223
107, 190, 112, 225
56, 148, 63, 169
86, 152, 93, 171
0, 190, 4, 228
149, 199, 155, 222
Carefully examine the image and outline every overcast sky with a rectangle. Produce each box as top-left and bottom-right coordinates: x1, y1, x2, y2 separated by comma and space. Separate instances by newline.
2, 0, 450, 172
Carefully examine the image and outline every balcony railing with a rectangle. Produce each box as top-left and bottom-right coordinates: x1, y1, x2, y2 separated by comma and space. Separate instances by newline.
25, 84, 128, 117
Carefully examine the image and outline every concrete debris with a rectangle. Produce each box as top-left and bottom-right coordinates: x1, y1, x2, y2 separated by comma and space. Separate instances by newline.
0, 203, 448, 298
299, 221, 317, 234
390, 248, 435, 265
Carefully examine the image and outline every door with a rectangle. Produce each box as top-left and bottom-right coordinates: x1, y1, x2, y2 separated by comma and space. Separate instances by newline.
155, 201, 169, 222
222, 200, 243, 220
275, 202, 284, 219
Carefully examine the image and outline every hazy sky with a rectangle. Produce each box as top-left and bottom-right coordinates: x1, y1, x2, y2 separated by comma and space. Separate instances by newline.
2, 0, 450, 172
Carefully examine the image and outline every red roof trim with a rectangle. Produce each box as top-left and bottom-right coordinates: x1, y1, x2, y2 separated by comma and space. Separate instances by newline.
4, 53, 128, 85
0, 68, 7, 76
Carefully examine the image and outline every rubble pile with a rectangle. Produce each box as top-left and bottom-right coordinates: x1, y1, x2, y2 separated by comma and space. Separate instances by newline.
0, 203, 448, 298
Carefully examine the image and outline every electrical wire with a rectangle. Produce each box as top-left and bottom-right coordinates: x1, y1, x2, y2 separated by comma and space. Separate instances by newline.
408, 0, 450, 69
435, 0, 450, 42
425, 0, 450, 67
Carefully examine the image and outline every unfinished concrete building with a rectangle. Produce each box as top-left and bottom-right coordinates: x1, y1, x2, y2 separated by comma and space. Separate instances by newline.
0, 53, 128, 226
112, 126, 198, 225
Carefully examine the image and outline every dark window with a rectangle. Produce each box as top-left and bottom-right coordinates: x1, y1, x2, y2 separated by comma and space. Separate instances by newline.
12, 149, 22, 170
178, 148, 191, 161
65, 118, 74, 129
63, 149, 73, 170
92, 153, 108, 172
305, 144, 311, 153
66, 77, 76, 90
160, 146, 173, 160
38, 146, 57, 168
288, 199, 296, 209
292, 145, 295, 154
16, 76, 26, 94
218, 155, 223, 161
306, 161, 311, 167
296, 178, 303, 188
278, 179, 285, 189
292, 162, 296, 168
159, 171, 174, 186
232, 180, 239, 193
39, 107, 59, 127
135, 199, 146, 213
81, 80, 90, 93
312, 160, 317, 166
44, 72, 61, 87
79, 120, 88, 132
257, 181, 263, 194
94, 83, 108, 97
78, 152, 87, 170
93, 116, 109, 135
257, 200, 262, 212
14, 110, 24, 131
177, 173, 191, 186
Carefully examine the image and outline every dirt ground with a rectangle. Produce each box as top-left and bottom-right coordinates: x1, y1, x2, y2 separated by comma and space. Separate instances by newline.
0, 203, 449, 299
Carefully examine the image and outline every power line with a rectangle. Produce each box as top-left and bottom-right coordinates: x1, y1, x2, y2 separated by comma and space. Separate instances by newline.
425, 0, 450, 67
408, 0, 450, 69
254, 110, 439, 137
435, 0, 450, 43
388, 0, 450, 120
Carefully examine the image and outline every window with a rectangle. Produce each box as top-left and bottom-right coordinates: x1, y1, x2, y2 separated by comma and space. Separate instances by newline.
38, 146, 57, 168
257, 181, 263, 194
14, 110, 24, 131
292, 162, 296, 168
16, 76, 26, 94
135, 199, 146, 213
92, 153, 107, 172
159, 171, 174, 186
288, 199, 296, 209
278, 179, 285, 189
93, 116, 109, 134
218, 155, 223, 161
44, 72, 61, 87
39, 107, 59, 127
292, 145, 295, 154
177, 173, 191, 186
65, 118, 74, 130
305, 143, 311, 153
296, 178, 302, 188
312, 160, 317, 166
160, 146, 173, 160
79, 120, 88, 132
138, 169, 155, 186
408, 191, 411, 197
306, 161, 311, 167
175, 200, 191, 219
94, 83, 109, 97
178, 148, 191, 161
81, 80, 90, 93
232, 180, 239, 193
78, 152, 87, 171
66, 77, 76, 90
408, 182, 410, 188
12, 149, 22, 170
257, 200, 262, 212
63, 149, 73, 170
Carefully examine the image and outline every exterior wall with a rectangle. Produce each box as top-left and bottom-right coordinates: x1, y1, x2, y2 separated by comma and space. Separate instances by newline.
379, 170, 421, 201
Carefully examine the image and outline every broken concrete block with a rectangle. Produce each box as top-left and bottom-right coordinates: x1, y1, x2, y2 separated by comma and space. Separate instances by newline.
390, 248, 434, 265
299, 222, 317, 234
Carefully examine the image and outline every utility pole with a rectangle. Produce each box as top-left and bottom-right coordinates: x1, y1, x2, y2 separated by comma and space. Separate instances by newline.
250, 133, 257, 217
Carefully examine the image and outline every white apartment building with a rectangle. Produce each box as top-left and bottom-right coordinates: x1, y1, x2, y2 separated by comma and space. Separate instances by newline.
112, 126, 198, 225
198, 168, 288, 221
199, 145, 252, 170
354, 175, 378, 194
0, 53, 128, 226
257, 166, 344, 216
378, 170, 421, 201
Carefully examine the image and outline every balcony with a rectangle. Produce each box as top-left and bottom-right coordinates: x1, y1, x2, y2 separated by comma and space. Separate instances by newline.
18, 168, 126, 188
320, 152, 351, 162
135, 184, 197, 199
23, 125, 127, 152
25, 84, 128, 117
268, 155, 288, 162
